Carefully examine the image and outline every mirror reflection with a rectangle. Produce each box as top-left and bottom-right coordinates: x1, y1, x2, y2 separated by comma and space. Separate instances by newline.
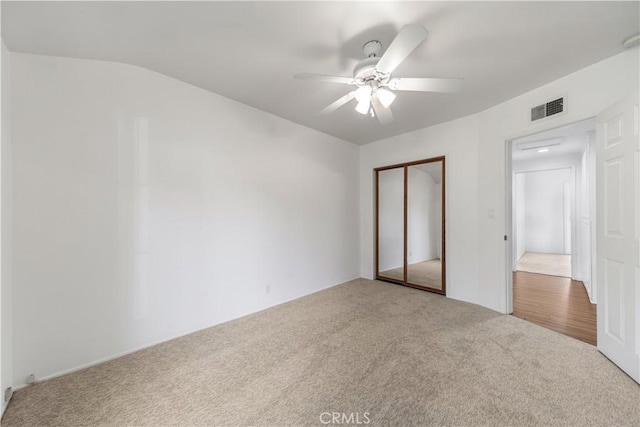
377, 167, 405, 282
406, 162, 443, 290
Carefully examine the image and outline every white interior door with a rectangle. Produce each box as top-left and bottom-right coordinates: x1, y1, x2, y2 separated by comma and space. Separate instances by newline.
596, 92, 640, 383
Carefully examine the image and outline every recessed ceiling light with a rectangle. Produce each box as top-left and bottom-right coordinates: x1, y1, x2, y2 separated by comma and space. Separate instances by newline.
538, 148, 549, 153
623, 33, 640, 49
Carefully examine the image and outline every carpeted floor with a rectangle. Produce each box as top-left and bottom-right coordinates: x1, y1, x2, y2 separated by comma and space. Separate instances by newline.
517, 252, 571, 277
3, 279, 639, 426
380, 259, 442, 289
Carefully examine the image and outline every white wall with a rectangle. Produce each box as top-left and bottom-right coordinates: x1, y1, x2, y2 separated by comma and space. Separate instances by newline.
521, 168, 572, 254
361, 115, 480, 303
361, 50, 639, 312
1, 39, 13, 415
9, 52, 360, 386
477, 51, 637, 312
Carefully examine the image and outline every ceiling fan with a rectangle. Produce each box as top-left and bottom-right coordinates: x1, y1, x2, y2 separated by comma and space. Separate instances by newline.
294, 25, 464, 125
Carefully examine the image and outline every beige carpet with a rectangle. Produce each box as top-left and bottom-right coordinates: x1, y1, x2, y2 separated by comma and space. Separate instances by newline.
517, 252, 571, 277
3, 279, 639, 426
380, 259, 442, 289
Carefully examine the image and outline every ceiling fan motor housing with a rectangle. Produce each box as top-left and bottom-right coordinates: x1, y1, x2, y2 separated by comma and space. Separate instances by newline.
353, 57, 380, 81
353, 40, 390, 86
363, 40, 382, 57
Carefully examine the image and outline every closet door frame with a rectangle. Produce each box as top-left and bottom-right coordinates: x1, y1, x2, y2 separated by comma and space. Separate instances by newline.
375, 156, 446, 295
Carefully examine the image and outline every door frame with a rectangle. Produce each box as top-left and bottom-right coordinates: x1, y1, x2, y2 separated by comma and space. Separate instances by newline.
504, 116, 596, 313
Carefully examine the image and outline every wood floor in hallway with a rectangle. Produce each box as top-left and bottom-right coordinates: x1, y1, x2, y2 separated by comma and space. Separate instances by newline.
512, 271, 597, 345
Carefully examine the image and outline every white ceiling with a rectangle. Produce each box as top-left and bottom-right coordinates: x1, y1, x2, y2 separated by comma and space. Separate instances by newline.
2, 2, 638, 145
512, 118, 595, 162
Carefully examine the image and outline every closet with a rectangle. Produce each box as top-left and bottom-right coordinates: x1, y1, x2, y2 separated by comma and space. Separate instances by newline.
375, 157, 446, 294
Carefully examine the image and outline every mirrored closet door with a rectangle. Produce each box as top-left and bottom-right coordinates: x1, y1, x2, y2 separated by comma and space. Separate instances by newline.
375, 157, 446, 294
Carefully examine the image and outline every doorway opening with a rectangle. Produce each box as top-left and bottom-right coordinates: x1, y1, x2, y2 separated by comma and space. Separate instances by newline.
514, 167, 573, 277
507, 118, 597, 345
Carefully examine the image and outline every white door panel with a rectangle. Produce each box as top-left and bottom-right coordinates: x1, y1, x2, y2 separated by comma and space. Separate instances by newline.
596, 92, 640, 383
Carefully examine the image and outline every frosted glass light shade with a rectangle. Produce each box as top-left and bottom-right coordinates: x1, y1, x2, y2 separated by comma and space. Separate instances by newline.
355, 86, 372, 103
376, 88, 396, 108
355, 99, 370, 115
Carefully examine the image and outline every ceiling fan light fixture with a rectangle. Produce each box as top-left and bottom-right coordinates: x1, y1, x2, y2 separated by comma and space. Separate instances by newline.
355, 99, 370, 115
355, 86, 372, 114
355, 86, 372, 104
294, 25, 463, 124
376, 88, 396, 108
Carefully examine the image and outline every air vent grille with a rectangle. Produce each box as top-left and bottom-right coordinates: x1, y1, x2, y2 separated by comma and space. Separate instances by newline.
531, 97, 565, 122
531, 105, 545, 121
546, 98, 564, 116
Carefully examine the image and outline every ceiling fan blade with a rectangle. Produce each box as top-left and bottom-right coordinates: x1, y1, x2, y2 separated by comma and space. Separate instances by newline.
375, 25, 428, 75
387, 77, 464, 93
371, 96, 393, 125
294, 73, 355, 85
317, 91, 357, 116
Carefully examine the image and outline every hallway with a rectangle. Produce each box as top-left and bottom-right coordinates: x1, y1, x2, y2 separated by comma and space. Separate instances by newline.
516, 252, 571, 277
512, 271, 596, 345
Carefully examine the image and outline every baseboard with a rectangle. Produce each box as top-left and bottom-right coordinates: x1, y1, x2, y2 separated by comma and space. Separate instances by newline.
11, 276, 361, 390
583, 280, 596, 304
1, 390, 12, 419
572, 277, 597, 305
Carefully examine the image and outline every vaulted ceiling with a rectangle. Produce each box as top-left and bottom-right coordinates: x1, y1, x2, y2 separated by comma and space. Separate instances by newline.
2, 1, 638, 144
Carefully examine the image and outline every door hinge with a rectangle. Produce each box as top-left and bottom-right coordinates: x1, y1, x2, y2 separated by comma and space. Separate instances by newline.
504, 235, 508, 241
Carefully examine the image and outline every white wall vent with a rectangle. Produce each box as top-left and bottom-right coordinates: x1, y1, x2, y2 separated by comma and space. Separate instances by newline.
530, 97, 565, 122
